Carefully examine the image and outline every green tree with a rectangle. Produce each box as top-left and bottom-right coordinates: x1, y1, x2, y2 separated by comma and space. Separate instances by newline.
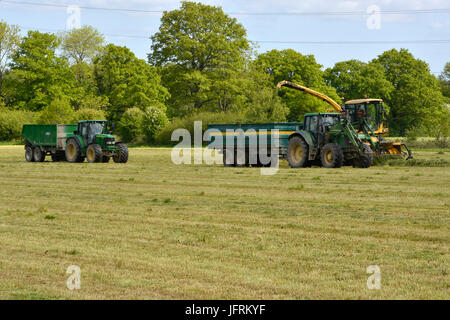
9, 31, 74, 111
324, 59, 394, 101
94, 44, 168, 121
149, 1, 250, 116
373, 49, 446, 136
118, 107, 144, 142
0, 21, 21, 98
38, 97, 75, 124
142, 106, 169, 143
255, 49, 340, 121
60, 26, 104, 64
438, 62, 450, 99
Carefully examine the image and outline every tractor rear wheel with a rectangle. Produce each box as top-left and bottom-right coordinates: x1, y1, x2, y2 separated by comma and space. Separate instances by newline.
320, 143, 344, 168
65, 137, 84, 163
33, 147, 45, 162
113, 143, 129, 163
25, 146, 34, 162
287, 136, 309, 168
86, 144, 103, 163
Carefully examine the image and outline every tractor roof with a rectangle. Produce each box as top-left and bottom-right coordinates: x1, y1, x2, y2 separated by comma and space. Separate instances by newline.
345, 99, 383, 104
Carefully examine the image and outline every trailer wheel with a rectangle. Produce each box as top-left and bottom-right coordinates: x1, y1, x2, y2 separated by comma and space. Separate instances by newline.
320, 143, 343, 168
25, 146, 34, 162
287, 136, 309, 168
113, 143, 128, 163
66, 137, 84, 163
223, 149, 235, 167
33, 147, 45, 162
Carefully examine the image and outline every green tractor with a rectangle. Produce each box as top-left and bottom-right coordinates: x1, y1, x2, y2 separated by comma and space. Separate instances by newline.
65, 120, 128, 163
287, 113, 374, 168
22, 120, 128, 163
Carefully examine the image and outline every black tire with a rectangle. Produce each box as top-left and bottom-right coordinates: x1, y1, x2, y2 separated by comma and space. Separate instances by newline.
33, 147, 45, 162
102, 156, 111, 163
25, 146, 34, 162
65, 137, 84, 163
223, 149, 235, 167
86, 144, 103, 163
320, 143, 344, 168
235, 148, 247, 167
353, 145, 373, 168
51, 153, 65, 162
353, 155, 372, 168
113, 143, 128, 163
287, 136, 309, 168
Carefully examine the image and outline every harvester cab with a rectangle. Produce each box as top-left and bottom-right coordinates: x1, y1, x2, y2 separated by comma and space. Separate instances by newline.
277, 80, 413, 160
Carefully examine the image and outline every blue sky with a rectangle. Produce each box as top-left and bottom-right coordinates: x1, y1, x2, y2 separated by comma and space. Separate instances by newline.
1, 0, 449, 74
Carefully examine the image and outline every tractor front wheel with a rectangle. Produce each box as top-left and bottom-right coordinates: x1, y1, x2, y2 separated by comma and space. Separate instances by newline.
113, 143, 129, 163
287, 136, 309, 168
320, 143, 344, 168
86, 144, 103, 163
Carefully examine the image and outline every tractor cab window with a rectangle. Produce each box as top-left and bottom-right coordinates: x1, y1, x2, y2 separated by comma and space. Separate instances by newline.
309, 116, 319, 132
366, 102, 381, 131
89, 123, 105, 136
322, 115, 339, 127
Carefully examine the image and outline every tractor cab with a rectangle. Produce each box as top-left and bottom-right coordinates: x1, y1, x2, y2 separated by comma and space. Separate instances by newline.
344, 99, 387, 134
76, 120, 115, 147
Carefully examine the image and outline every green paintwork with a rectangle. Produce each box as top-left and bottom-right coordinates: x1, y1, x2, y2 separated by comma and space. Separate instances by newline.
208, 113, 371, 162
22, 124, 77, 149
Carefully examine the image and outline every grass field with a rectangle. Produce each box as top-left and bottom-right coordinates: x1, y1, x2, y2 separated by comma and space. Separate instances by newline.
0, 146, 448, 299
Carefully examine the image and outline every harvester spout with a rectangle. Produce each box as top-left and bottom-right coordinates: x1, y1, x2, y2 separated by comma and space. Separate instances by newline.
277, 80, 343, 113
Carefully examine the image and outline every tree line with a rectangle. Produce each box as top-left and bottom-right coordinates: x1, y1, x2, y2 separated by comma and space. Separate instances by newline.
0, 1, 448, 143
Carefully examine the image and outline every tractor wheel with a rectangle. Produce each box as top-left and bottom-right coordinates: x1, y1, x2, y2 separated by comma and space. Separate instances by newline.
353, 155, 372, 168
102, 156, 111, 163
320, 143, 344, 168
25, 146, 34, 162
33, 147, 45, 162
86, 144, 103, 163
65, 137, 84, 163
287, 136, 309, 168
113, 143, 129, 163
223, 149, 235, 167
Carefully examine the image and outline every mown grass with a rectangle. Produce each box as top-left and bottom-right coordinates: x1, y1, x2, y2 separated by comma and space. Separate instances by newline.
0, 146, 448, 300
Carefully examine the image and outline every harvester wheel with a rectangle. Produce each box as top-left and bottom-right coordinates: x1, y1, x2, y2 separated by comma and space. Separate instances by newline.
113, 143, 129, 163
320, 143, 343, 168
102, 156, 111, 163
86, 144, 103, 163
65, 137, 84, 163
25, 146, 34, 162
33, 147, 45, 162
287, 136, 309, 168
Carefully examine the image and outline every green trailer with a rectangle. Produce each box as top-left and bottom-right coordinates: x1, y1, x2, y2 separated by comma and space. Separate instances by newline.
22, 124, 77, 162
22, 120, 128, 163
208, 113, 374, 168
